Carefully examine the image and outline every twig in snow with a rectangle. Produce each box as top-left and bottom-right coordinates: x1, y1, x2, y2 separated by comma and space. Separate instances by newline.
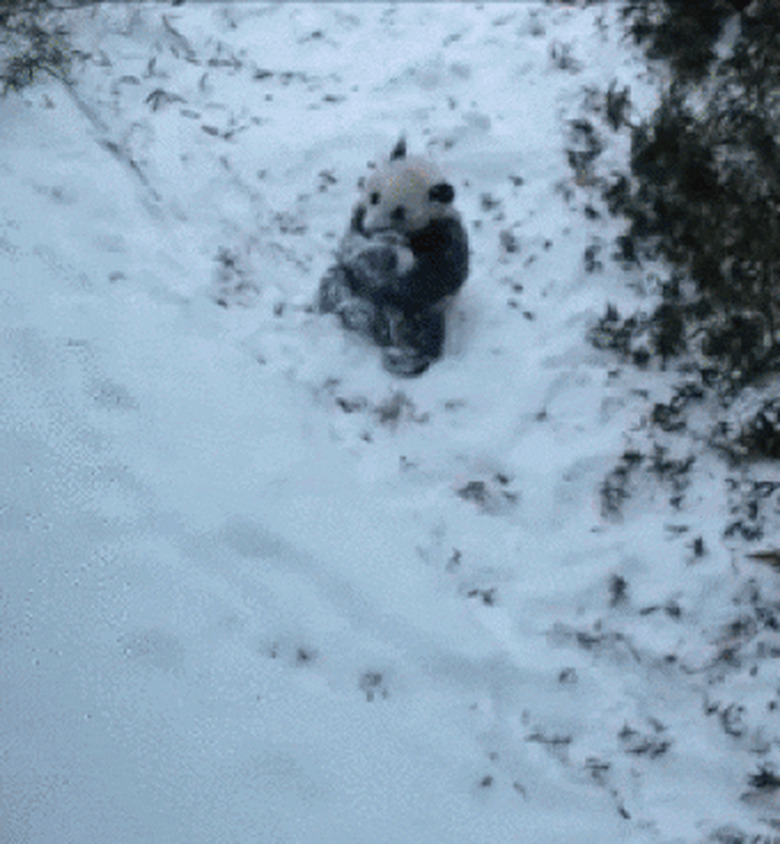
46, 70, 162, 203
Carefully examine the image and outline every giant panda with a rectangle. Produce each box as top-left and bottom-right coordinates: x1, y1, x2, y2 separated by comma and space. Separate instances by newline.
318, 138, 469, 376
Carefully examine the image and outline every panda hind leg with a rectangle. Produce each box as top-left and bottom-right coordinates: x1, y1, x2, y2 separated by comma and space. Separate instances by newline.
382, 307, 445, 377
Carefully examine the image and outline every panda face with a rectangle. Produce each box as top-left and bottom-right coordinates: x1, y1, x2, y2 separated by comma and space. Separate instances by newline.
356, 155, 456, 237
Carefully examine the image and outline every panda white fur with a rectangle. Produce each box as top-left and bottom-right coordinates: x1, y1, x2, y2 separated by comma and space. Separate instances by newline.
318, 138, 469, 376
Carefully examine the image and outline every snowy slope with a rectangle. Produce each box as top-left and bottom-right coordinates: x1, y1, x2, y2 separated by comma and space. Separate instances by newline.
2, 4, 779, 843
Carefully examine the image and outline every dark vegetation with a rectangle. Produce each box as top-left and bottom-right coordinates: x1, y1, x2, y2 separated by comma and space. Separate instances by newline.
580, 8, 780, 829
627, 0, 779, 386
582, 0, 780, 462
0, 0, 75, 94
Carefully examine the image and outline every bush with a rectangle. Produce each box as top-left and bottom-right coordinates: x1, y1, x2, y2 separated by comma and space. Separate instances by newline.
606, 0, 780, 387
0, 0, 72, 94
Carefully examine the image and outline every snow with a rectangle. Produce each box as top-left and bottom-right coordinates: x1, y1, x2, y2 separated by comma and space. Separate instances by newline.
2, 3, 779, 843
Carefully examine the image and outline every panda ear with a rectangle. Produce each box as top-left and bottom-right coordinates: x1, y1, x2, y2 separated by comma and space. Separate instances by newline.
390, 137, 407, 161
429, 182, 455, 204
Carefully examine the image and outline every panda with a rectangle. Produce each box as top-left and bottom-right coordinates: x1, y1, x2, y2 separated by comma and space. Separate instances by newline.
318, 138, 469, 376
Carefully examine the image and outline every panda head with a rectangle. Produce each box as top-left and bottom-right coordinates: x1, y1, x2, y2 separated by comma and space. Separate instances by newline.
354, 138, 457, 237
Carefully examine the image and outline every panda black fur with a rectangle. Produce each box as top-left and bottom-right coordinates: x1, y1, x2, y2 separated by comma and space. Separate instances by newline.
318, 138, 469, 376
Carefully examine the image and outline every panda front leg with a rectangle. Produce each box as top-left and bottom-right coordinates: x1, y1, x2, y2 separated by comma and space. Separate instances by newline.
382, 305, 445, 377
317, 263, 353, 315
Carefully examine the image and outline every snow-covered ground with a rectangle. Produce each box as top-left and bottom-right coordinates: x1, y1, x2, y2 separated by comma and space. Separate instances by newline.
3, 4, 780, 842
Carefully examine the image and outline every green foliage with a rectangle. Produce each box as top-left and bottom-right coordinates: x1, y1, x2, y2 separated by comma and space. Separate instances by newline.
609, 0, 780, 387
0, 0, 72, 94
622, 0, 733, 82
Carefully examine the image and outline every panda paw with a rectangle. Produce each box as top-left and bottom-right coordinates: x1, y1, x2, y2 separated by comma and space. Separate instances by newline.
350, 244, 401, 284
381, 346, 432, 377
333, 298, 391, 346
337, 297, 378, 336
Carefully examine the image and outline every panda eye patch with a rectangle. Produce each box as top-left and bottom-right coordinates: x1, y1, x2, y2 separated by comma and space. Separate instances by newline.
429, 182, 455, 204
370, 192, 381, 205
391, 206, 406, 223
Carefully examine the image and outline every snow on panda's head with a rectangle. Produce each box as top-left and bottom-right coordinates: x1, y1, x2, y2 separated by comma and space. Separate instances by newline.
355, 138, 457, 236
